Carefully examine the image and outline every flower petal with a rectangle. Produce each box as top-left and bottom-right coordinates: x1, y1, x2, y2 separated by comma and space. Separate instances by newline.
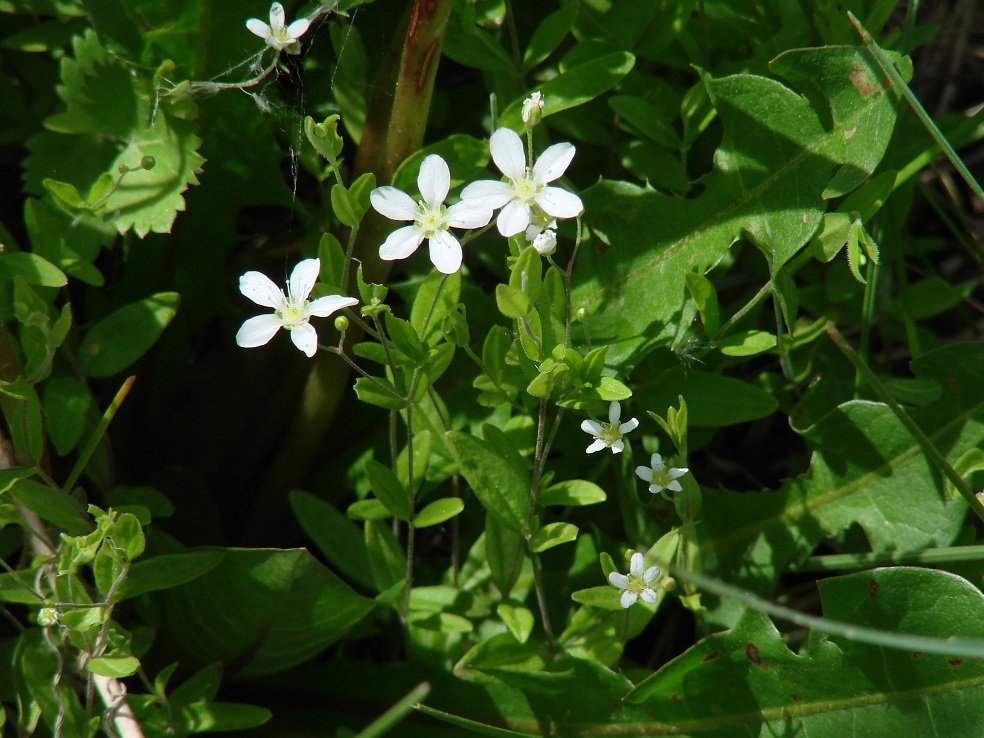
269, 2, 286, 29
446, 200, 492, 229
428, 230, 463, 274
644, 565, 661, 583
496, 200, 531, 237
608, 401, 621, 425
371, 187, 419, 221
236, 314, 282, 348
640, 589, 658, 604
240, 271, 285, 309
629, 552, 645, 576
585, 439, 607, 454
418, 154, 451, 207
489, 127, 527, 180
286, 18, 310, 40
667, 480, 683, 493
650, 453, 664, 468
581, 419, 603, 436
307, 294, 359, 318
379, 225, 424, 261
649, 483, 665, 494
536, 186, 584, 220
609, 572, 629, 588
246, 19, 271, 39
669, 467, 689, 478
619, 417, 640, 433
620, 590, 638, 608
289, 258, 320, 303
289, 322, 318, 357
460, 180, 513, 210
635, 466, 653, 482
533, 142, 575, 183
610, 439, 625, 453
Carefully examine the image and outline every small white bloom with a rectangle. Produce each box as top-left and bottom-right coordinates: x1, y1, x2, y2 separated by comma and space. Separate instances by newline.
236, 258, 358, 358
636, 453, 689, 495
522, 91, 545, 127
461, 128, 583, 238
246, 2, 310, 53
608, 552, 660, 609
581, 401, 639, 454
525, 211, 557, 244
532, 229, 556, 255
370, 154, 492, 274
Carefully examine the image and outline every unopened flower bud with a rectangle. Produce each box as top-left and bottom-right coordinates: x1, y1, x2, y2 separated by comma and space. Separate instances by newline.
140, 156, 156, 171
576, 307, 588, 323
334, 315, 349, 332
522, 91, 544, 128
532, 229, 556, 256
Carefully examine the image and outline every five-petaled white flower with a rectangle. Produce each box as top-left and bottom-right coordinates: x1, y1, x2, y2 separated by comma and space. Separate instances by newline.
461, 127, 583, 238
370, 154, 493, 274
609, 552, 660, 609
581, 401, 638, 454
236, 258, 357, 358
246, 2, 310, 53
636, 453, 689, 495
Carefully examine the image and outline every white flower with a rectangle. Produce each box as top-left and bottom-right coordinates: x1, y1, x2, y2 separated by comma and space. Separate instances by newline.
608, 552, 660, 609
525, 211, 557, 244
370, 154, 493, 274
532, 229, 556, 255
522, 91, 544, 126
246, 2, 310, 53
461, 128, 583, 238
581, 401, 638, 454
236, 258, 358, 357
636, 453, 689, 495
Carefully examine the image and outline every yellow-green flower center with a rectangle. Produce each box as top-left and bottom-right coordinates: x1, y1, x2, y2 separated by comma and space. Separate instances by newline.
416, 203, 448, 238
513, 172, 542, 204
278, 303, 307, 329
599, 422, 621, 446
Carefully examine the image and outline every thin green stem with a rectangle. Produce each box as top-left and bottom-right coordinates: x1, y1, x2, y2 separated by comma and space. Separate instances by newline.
525, 397, 556, 651
826, 323, 984, 523
660, 557, 984, 659
62, 376, 135, 497
792, 544, 984, 573
339, 223, 360, 294
856, 257, 879, 394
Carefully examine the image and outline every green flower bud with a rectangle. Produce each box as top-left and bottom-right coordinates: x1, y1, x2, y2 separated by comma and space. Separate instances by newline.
37, 607, 60, 627
140, 155, 156, 171
576, 307, 588, 323
334, 315, 349, 332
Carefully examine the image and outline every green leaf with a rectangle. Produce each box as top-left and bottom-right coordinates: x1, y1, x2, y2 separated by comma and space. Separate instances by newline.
41, 377, 92, 456
446, 431, 529, 533
571, 585, 621, 610
318, 232, 346, 288
365, 459, 410, 521
495, 284, 531, 319
636, 369, 778, 427
87, 655, 140, 678
0, 252, 67, 287
497, 603, 535, 644
79, 292, 179, 377
155, 548, 374, 677
539, 480, 606, 506
384, 312, 426, 365
626, 569, 984, 735
573, 46, 901, 369
289, 490, 373, 589
365, 519, 407, 594
498, 51, 636, 131
415, 497, 465, 528
716, 329, 778, 356
684, 272, 720, 336
120, 550, 225, 601
522, 4, 578, 73
331, 182, 362, 228
353, 377, 405, 410
347, 498, 391, 521
8, 478, 89, 534
529, 522, 579, 552
411, 270, 460, 345
179, 702, 273, 733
